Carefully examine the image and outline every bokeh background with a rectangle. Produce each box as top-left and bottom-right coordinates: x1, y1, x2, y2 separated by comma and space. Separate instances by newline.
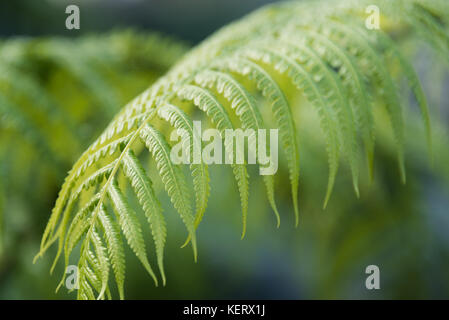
0, 0, 448, 299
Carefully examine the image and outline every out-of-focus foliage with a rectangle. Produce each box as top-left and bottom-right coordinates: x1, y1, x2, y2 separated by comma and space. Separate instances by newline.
0, 30, 189, 298
33, 0, 449, 300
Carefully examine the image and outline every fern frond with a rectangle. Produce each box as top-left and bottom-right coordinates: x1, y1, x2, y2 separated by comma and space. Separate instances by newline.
35, 0, 446, 299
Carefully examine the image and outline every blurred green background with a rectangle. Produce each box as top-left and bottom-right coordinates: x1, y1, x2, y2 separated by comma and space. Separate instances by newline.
1, 0, 449, 299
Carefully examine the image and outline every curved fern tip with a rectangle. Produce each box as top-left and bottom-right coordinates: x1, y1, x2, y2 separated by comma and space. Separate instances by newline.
49, 263, 56, 275
323, 192, 331, 210
180, 235, 191, 249
193, 251, 198, 263
180, 234, 197, 261
293, 198, 299, 228
241, 227, 246, 240
354, 184, 360, 199
142, 262, 159, 287
152, 275, 159, 287
270, 201, 281, 228
32, 253, 41, 264
55, 280, 64, 293
352, 173, 360, 199
97, 289, 106, 300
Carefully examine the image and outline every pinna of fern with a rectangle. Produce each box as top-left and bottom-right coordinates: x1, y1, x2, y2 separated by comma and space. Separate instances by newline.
35, 0, 448, 299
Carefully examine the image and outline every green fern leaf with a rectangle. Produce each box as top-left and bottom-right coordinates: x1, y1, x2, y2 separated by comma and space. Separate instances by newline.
97, 204, 126, 299
157, 103, 210, 230
107, 179, 158, 286
177, 84, 250, 235
139, 124, 197, 260
218, 56, 298, 226
122, 150, 167, 286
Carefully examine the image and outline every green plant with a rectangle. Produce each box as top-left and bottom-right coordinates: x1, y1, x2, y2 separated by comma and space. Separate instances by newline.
35, 0, 449, 299
0, 30, 188, 266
